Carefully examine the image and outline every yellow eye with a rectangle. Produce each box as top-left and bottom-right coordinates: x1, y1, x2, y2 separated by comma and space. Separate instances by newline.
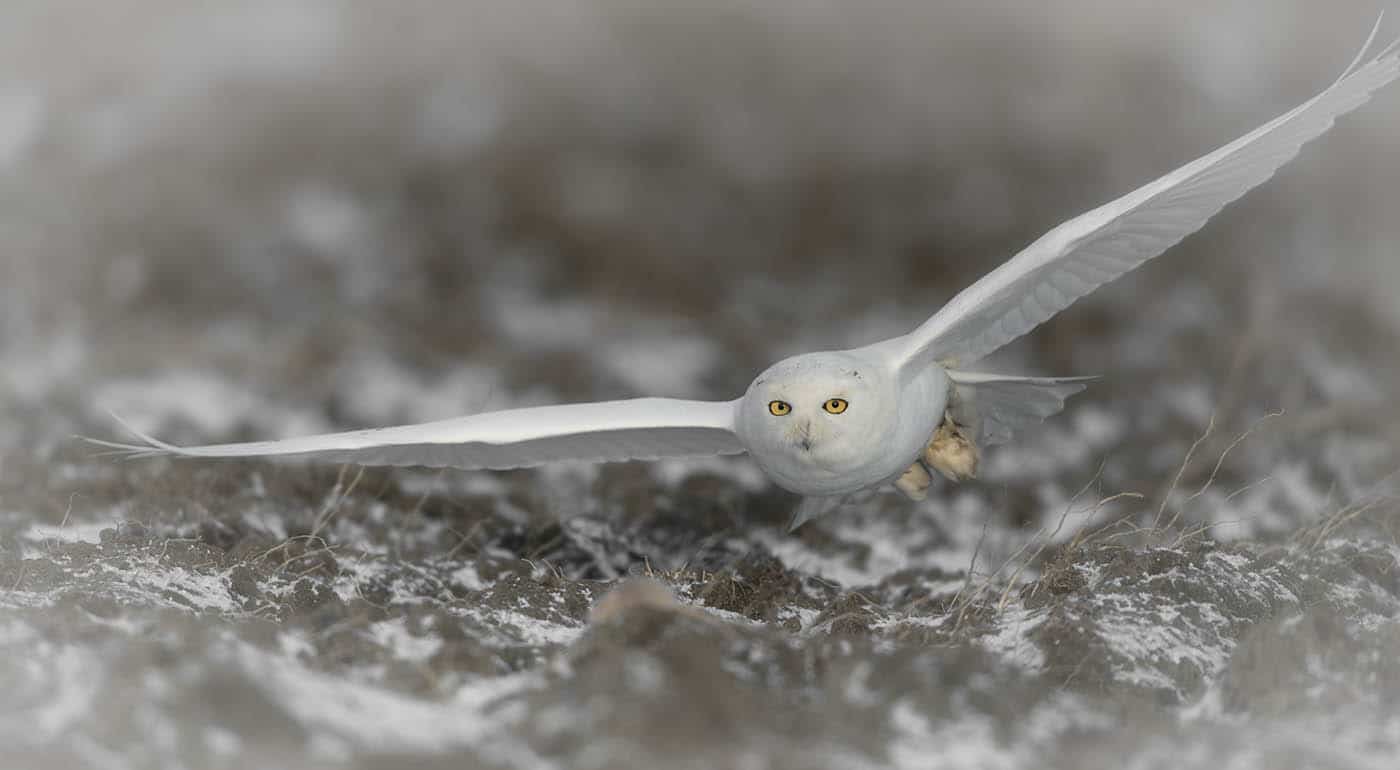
823, 398, 849, 414
768, 400, 792, 416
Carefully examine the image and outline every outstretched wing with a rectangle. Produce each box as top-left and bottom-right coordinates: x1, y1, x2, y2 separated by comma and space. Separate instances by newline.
86, 398, 745, 470
890, 23, 1400, 372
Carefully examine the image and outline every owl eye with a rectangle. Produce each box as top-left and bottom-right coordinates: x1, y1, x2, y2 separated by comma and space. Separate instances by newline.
823, 398, 849, 414
768, 400, 792, 416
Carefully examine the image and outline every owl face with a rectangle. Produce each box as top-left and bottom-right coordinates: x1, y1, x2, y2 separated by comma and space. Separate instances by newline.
736, 352, 904, 496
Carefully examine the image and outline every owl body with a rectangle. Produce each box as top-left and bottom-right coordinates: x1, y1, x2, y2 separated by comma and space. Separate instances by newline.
735, 348, 948, 497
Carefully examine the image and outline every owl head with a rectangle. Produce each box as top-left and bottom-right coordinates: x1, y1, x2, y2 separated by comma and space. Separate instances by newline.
735, 351, 899, 495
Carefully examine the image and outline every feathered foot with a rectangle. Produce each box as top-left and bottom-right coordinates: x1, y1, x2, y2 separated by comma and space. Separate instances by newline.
894, 461, 932, 501
923, 410, 979, 482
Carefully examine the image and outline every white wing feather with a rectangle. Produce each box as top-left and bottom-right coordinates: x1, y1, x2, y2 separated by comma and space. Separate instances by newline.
892, 25, 1400, 371
87, 398, 745, 470
946, 372, 1094, 446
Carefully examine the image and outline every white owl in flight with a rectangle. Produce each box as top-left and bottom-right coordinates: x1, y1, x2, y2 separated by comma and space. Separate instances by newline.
92, 26, 1400, 530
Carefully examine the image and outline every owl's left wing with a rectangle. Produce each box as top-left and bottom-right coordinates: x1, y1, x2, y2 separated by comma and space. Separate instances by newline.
86, 398, 746, 470
947, 372, 1095, 447
887, 25, 1400, 373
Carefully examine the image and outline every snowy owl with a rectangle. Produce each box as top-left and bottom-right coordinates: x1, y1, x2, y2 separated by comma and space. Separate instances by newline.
91, 27, 1400, 530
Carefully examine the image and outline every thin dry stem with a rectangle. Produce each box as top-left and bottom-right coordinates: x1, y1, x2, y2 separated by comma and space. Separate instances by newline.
1154, 413, 1216, 531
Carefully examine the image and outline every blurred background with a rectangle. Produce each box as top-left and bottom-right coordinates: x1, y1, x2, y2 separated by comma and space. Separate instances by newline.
3, 1, 1400, 768
3, 0, 1399, 411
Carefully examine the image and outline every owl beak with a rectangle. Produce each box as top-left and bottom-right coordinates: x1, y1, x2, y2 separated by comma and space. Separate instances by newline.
795, 419, 814, 452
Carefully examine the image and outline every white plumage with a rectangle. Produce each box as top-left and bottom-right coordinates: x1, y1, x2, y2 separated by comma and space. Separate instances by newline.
890, 25, 1400, 373
94, 398, 744, 469
89, 25, 1400, 528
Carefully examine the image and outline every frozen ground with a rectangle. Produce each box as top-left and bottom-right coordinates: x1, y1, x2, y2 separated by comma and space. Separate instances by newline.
3, 2, 1400, 768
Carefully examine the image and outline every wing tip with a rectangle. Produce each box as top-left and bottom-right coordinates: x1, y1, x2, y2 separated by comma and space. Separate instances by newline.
77, 411, 183, 460
1336, 13, 1386, 84
1337, 13, 1400, 86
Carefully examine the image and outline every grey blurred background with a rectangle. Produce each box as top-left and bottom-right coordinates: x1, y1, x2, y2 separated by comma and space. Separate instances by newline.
2, 0, 1398, 416
3, 3, 1400, 768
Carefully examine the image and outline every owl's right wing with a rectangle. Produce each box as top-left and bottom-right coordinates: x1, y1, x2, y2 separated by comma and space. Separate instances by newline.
885, 22, 1400, 373
85, 397, 746, 470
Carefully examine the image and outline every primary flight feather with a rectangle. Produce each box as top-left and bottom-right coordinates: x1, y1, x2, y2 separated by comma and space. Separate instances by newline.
90, 26, 1400, 529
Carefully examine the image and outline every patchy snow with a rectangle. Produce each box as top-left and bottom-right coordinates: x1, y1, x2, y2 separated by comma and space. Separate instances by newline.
0, 333, 86, 407
92, 370, 329, 441
240, 508, 289, 540
333, 352, 508, 426
236, 639, 542, 753
0, 619, 37, 645
368, 618, 444, 664
1096, 602, 1233, 691
278, 630, 316, 661
652, 455, 769, 491
598, 330, 720, 398
451, 563, 489, 592
0, 640, 103, 744
982, 418, 1119, 484
977, 604, 1048, 671
758, 510, 972, 588
0, 589, 58, 610
488, 285, 604, 353
696, 603, 766, 628
2, 544, 242, 614
466, 608, 586, 648
889, 700, 1007, 770
22, 520, 111, 545
91, 556, 242, 614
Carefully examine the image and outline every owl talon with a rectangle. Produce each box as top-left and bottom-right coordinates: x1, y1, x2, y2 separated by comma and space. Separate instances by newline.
895, 461, 932, 501
924, 410, 979, 482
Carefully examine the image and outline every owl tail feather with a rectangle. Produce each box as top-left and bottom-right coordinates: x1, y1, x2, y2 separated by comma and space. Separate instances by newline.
786, 496, 843, 532
944, 371, 1097, 447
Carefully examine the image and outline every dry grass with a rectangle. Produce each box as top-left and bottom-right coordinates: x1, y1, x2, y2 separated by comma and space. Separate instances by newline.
937, 390, 1372, 637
